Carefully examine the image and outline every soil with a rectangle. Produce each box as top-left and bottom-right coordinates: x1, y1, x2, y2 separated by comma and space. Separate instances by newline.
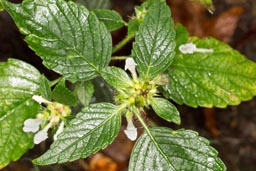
0, 0, 256, 171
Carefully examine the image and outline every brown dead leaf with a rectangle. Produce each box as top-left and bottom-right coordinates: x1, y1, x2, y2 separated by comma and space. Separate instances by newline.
89, 153, 117, 171
168, 0, 244, 42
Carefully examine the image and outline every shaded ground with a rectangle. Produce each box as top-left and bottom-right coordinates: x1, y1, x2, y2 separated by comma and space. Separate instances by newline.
1, 0, 256, 171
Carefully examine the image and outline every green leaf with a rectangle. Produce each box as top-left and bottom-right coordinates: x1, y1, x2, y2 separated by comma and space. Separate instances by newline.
0, 2, 3, 11
74, 81, 94, 106
129, 127, 226, 171
0, 58, 41, 168
132, 0, 176, 79
101, 66, 133, 89
3, 0, 112, 82
33, 103, 121, 165
162, 37, 256, 108
76, 0, 111, 10
52, 79, 77, 106
38, 75, 52, 100
151, 98, 180, 124
175, 23, 188, 48
128, 18, 140, 36
93, 9, 125, 31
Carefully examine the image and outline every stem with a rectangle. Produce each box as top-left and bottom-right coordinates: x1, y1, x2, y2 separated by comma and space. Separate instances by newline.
134, 109, 177, 171
112, 34, 135, 54
111, 56, 129, 60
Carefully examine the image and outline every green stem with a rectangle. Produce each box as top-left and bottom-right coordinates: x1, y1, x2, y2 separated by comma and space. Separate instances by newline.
112, 34, 135, 54
134, 109, 177, 171
111, 56, 129, 60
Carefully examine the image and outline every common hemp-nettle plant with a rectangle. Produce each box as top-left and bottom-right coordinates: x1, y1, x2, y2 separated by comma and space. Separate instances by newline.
0, 0, 256, 170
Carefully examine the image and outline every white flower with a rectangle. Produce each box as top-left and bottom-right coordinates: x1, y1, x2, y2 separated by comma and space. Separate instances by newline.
32, 95, 52, 104
23, 95, 70, 144
33, 122, 51, 144
23, 118, 43, 133
125, 58, 137, 79
124, 117, 137, 141
179, 43, 213, 54
53, 121, 64, 141
34, 129, 48, 144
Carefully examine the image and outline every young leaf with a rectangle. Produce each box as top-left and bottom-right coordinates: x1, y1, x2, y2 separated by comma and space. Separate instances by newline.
3, 0, 112, 82
93, 9, 125, 31
132, 0, 176, 79
129, 127, 226, 171
38, 75, 52, 100
74, 81, 94, 106
128, 18, 140, 36
151, 98, 180, 124
33, 103, 121, 165
76, 0, 111, 10
0, 58, 41, 168
52, 79, 77, 106
100, 66, 133, 89
162, 37, 256, 108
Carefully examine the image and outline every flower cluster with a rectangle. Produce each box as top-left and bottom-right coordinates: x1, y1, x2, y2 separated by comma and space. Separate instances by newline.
23, 95, 71, 144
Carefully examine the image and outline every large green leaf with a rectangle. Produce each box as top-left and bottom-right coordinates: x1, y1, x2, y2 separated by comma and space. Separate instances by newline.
132, 0, 176, 79
162, 37, 256, 108
93, 9, 125, 31
3, 0, 112, 82
129, 127, 226, 171
33, 103, 121, 164
0, 58, 41, 168
151, 98, 180, 125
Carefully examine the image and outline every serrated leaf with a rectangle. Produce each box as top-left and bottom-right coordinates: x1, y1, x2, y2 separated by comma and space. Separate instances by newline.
93, 9, 125, 31
132, 0, 176, 79
0, 58, 41, 168
74, 81, 94, 106
3, 0, 112, 82
52, 79, 77, 106
151, 98, 180, 124
76, 0, 111, 10
33, 103, 121, 165
162, 37, 256, 108
129, 127, 226, 171
100, 66, 133, 89
38, 75, 52, 100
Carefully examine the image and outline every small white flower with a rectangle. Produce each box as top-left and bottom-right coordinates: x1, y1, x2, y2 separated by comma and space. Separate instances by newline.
23, 118, 43, 133
53, 121, 65, 141
125, 58, 137, 79
179, 43, 213, 54
34, 129, 48, 144
124, 117, 137, 141
32, 95, 52, 104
